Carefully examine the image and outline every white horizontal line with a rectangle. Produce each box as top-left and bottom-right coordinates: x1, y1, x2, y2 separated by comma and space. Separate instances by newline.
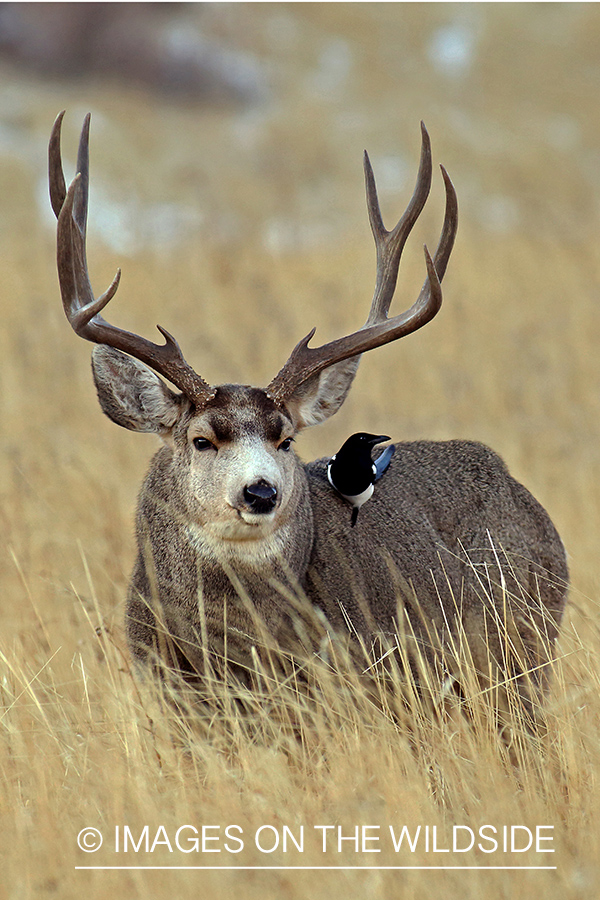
75, 866, 557, 871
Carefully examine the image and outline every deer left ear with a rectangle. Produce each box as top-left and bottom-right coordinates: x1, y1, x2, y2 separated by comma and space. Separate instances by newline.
91, 345, 184, 434
283, 357, 360, 429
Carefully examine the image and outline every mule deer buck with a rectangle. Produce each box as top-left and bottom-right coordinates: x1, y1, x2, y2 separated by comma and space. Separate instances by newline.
49, 112, 568, 720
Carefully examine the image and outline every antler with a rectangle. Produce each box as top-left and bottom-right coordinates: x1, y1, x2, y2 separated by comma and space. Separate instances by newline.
49, 111, 217, 407
266, 123, 458, 405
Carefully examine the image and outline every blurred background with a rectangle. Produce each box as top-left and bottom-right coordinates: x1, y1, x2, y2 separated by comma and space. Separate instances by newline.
2, 1, 600, 638
2, 6, 600, 896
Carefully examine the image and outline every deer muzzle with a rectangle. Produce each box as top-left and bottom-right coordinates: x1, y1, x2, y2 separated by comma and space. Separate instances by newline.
242, 479, 278, 515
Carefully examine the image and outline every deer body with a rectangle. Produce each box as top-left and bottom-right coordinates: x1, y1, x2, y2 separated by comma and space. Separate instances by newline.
124, 403, 566, 697
306, 443, 567, 690
50, 113, 568, 708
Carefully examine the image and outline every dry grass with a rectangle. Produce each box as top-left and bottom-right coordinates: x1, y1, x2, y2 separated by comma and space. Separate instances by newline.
2, 4, 600, 898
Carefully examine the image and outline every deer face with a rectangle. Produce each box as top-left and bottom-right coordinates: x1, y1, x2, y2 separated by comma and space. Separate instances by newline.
92, 348, 305, 545
181, 385, 300, 542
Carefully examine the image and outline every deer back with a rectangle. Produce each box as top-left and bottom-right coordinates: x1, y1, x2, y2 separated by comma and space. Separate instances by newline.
305, 441, 567, 689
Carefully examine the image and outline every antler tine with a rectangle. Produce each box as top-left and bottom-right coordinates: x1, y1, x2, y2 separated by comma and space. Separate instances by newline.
364, 120, 432, 325
49, 110, 67, 218
433, 165, 458, 282
50, 112, 216, 407
73, 112, 90, 241
266, 126, 458, 407
394, 161, 459, 326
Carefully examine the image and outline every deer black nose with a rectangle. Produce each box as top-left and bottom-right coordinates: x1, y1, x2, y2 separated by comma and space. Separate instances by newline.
243, 480, 278, 514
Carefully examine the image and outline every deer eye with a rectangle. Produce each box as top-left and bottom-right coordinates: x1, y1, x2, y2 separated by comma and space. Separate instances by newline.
278, 438, 294, 452
193, 437, 215, 452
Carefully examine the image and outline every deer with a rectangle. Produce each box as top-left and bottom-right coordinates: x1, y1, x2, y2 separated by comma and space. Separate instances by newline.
49, 112, 568, 723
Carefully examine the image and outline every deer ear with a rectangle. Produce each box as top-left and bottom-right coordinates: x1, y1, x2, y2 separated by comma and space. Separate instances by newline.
91, 345, 183, 434
283, 357, 360, 429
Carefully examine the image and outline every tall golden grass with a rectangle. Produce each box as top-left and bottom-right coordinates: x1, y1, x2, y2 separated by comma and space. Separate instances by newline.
2, 4, 600, 897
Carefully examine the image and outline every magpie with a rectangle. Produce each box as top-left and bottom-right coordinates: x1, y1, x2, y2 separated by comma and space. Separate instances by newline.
327, 433, 396, 527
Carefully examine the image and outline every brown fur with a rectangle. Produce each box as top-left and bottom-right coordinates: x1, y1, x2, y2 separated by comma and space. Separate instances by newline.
93, 347, 568, 713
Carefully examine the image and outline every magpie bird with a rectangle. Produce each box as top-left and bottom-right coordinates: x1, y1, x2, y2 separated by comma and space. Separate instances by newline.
327, 433, 396, 527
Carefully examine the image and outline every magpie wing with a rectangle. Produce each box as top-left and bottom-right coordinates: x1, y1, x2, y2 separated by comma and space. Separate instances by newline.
373, 444, 395, 481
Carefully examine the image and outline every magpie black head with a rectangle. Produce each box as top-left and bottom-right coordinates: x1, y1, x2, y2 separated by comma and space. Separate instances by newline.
336, 432, 391, 458
327, 432, 392, 502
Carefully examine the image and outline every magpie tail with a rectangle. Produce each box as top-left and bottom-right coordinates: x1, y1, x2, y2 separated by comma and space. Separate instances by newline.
373, 444, 396, 481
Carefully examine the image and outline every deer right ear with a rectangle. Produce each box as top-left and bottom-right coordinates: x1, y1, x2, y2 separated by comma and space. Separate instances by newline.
91, 346, 183, 434
282, 356, 361, 429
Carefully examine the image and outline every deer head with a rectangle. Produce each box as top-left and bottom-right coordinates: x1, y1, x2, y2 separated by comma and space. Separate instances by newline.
49, 112, 457, 550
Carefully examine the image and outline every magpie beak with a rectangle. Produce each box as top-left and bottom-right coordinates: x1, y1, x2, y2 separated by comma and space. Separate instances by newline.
327, 432, 395, 527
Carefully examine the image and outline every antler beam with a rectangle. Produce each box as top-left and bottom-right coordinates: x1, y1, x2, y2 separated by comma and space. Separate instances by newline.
266, 123, 458, 406
49, 111, 217, 407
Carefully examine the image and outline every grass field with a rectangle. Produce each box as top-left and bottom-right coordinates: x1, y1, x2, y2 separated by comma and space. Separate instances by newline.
1, 4, 600, 898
